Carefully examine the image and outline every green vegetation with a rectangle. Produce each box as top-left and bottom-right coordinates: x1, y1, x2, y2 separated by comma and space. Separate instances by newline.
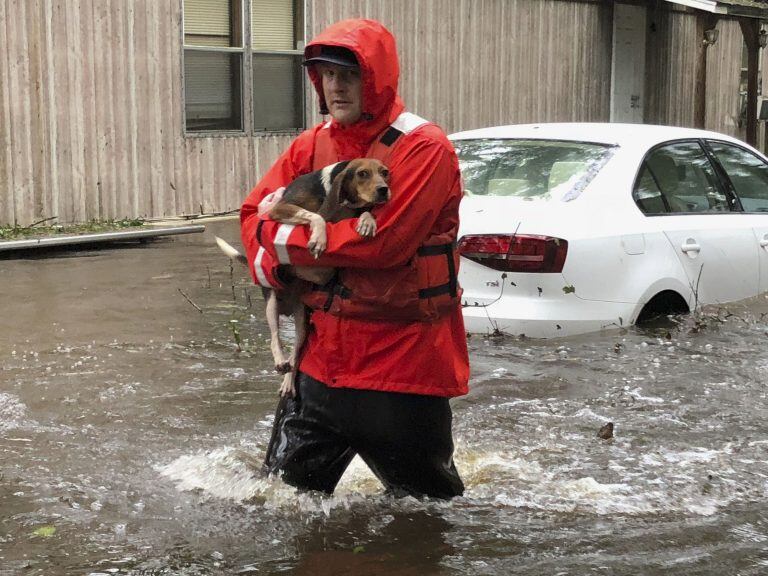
0, 218, 145, 241
32, 525, 56, 538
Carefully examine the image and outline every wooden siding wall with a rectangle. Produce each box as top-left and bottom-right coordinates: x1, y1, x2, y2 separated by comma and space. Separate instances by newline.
308, 0, 613, 134
706, 19, 744, 138
645, 7, 747, 141
1, 0, 610, 226
645, 8, 698, 128
0, 0, 294, 227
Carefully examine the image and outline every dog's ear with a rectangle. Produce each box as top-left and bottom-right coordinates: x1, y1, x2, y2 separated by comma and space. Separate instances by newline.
332, 164, 358, 206
322, 161, 350, 195
328, 161, 350, 183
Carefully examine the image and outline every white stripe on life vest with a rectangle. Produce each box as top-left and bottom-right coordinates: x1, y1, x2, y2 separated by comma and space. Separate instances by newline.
254, 246, 274, 289
273, 224, 295, 264
391, 111, 429, 134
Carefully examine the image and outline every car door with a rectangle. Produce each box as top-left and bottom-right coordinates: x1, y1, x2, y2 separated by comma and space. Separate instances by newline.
705, 140, 768, 295
640, 140, 759, 306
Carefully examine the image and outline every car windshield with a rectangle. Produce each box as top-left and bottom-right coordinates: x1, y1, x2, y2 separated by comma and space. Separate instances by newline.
453, 139, 614, 201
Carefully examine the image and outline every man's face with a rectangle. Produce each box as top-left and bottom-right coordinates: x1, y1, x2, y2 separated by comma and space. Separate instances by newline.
317, 63, 363, 125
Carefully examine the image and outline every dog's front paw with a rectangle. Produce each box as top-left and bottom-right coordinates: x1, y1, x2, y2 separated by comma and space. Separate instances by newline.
308, 239, 326, 258
279, 373, 295, 398
356, 212, 377, 237
308, 227, 327, 258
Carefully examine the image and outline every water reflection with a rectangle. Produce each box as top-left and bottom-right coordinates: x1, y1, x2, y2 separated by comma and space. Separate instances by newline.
278, 510, 456, 576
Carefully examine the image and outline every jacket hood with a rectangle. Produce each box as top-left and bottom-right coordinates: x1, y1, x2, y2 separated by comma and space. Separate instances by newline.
304, 19, 405, 154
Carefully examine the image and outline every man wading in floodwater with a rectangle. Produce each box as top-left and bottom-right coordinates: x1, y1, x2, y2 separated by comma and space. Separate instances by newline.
240, 19, 469, 499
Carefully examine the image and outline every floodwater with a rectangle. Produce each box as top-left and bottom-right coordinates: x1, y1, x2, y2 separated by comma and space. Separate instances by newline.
2, 219, 768, 576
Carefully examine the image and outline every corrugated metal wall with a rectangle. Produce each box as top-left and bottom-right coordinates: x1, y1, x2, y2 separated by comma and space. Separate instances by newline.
0, 0, 750, 226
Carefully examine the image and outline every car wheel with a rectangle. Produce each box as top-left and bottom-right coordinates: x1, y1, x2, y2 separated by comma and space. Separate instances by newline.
636, 290, 689, 324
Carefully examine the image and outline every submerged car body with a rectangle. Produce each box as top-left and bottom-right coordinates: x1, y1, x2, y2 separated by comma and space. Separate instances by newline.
451, 123, 768, 337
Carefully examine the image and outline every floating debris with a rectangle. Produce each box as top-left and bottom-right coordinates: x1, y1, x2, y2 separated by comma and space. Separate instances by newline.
598, 422, 614, 440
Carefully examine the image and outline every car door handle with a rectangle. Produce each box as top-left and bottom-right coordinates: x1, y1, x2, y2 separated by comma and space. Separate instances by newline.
681, 241, 701, 253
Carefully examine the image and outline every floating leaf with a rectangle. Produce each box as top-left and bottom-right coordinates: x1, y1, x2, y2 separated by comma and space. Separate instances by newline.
33, 526, 56, 537
352, 545, 365, 554
562, 285, 575, 294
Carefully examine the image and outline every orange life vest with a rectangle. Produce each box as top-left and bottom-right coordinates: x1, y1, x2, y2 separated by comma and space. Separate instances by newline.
301, 113, 462, 322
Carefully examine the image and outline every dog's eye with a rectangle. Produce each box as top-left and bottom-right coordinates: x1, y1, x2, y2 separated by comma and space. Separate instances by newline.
358, 170, 370, 179
380, 169, 390, 179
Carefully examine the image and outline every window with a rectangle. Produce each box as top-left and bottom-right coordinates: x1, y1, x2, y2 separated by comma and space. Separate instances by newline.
454, 139, 613, 201
634, 142, 728, 214
633, 164, 667, 214
183, 0, 304, 134
707, 141, 768, 213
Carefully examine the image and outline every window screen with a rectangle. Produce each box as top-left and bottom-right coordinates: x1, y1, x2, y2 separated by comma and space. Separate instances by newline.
184, 51, 243, 131
252, 54, 303, 131
251, 0, 295, 50
251, 0, 303, 131
184, 0, 235, 47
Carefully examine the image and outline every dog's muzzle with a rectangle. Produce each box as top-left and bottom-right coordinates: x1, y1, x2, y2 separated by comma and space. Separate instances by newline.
375, 186, 390, 204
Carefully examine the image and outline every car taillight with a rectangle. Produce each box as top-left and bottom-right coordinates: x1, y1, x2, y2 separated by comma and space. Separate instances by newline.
458, 234, 568, 273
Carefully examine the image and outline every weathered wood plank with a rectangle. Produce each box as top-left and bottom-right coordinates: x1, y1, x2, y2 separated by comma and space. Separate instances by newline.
42, 0, 59, 223
79, 0, 102, 220
94, 0, 116, 220
27, 0, 48, 221
126, 1, 141, 218
158, 0, 178, 216
67, 0, 87, 222
8, 0, 36, 225
0, 0, 14, 224
706, 19, 743, 139
146, 0, 166, 217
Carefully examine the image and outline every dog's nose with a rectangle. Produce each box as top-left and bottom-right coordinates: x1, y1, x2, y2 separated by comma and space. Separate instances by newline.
376, 186, 390, 203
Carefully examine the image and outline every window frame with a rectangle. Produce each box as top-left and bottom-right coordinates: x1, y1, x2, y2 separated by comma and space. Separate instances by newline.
181, 0, 306, 138
632, 138, 741, 217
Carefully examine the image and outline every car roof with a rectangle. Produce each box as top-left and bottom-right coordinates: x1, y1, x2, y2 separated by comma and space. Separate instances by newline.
449, 122, 744, 148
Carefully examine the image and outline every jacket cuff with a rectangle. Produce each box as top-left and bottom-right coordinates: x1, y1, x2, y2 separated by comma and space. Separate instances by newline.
257, 219, 310, 266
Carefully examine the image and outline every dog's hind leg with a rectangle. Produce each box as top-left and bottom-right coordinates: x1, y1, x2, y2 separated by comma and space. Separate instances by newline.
265, 289, 290, 374
279, 302, 309, 398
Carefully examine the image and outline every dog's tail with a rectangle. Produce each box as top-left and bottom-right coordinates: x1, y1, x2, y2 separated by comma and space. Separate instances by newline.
215, 236, 248, 265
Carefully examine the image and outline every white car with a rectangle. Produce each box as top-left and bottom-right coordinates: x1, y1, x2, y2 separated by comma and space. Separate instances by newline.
451, 123, 768, 337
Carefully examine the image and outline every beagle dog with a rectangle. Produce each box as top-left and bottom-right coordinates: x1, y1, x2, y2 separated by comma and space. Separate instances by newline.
217, 158, 390, 397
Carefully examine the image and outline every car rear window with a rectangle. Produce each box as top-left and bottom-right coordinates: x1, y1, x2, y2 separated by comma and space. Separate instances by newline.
453, 139, 614, 201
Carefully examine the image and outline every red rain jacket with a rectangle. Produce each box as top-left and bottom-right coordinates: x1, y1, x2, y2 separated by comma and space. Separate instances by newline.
240, 19, 469, 397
